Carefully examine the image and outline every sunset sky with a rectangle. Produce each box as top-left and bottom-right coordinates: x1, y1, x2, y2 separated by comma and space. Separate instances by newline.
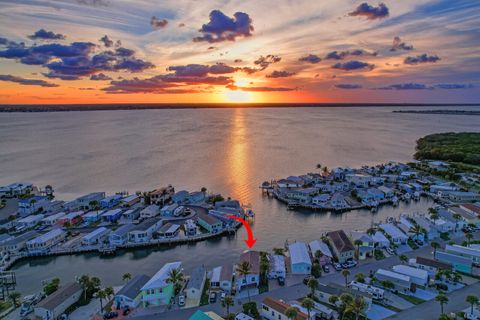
0, 0, 479, 104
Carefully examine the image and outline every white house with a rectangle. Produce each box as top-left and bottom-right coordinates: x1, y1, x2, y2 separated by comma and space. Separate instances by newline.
128, 219, 163, 243
379, 223, 408, 245
346, 174, 372, 187
26, 229, 66, 254
34, 283, 82, 320
236, 251, 260, 291
372, 231, 390, 248
312, 194, 330, 205
17, 214, 44, 229
82, 227, 111, 246
42, 212, 66, 226
140, 205, 160, 219
185, 265, 206, 307
210, 264, 233, 293
267, 255, 286, 279
288, 242, 312, 274
392, 265, 429, 287
375, 269, 412, 293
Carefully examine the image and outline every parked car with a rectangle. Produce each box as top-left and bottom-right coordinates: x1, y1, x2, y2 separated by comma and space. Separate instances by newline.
346, 260, 357, 268
178, 294, 185, 307
334, 263, 343, 271
209, 291, 217, 303
322, 265, 330, 273
103, 311, 118, 319
278, 277, 285, 286
386, 247, 396, 255
220, 292, 226, 302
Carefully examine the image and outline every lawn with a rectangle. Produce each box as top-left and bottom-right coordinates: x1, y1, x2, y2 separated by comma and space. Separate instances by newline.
397, 293, 426, 305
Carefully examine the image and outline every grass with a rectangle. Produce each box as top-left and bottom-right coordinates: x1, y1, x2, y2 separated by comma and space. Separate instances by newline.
397, 293, 426, 305
379, 303, 402, 313
259, 284, 268, 294
0, 301, 12, 313
200, 279, 210, 306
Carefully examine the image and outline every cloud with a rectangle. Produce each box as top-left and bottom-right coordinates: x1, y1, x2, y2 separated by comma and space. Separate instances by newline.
226, 84, 297, 92
0, 37, 25, 49
254, 55, 281, 69
348, 2, 389, 20
0, 74, 58, 87
76, 0, 108, 7
90, 73, 112, 80
376, 83, 433, 90
266, 70, 295, 78
28, 29, 66, 41
167, 63, 237, 77
298, 54, 321, 64
390, 36, 413, 51
193, 10, 253, 43
404, 54, 440, 65
434, 83, 474, 89
335, 84, 362, 89
325, 50, 376, 60
331, 60, 374, 71
151, 16, 168, 29
234, 59, 243, 63
99, 35, 114, 47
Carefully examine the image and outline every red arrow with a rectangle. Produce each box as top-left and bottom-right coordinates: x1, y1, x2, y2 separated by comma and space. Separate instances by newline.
227, 215, 257, 248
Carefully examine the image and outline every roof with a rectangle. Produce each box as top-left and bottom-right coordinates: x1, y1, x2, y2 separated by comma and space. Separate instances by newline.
262, 297, 307, 320
131, 218, 161, 232
63, 211, 84, 219
220, 264, 233, 282
158, 222, 180, 234
141, 261, 182, 291
2, 231, 38, 246
270, 255, 286, 272
77, 192, 105, 201
239, 250, 260, 274
111, 223, 137, 236
27, 229, 64, 245
351, 231, 373, 244
372, 231, 389, 244
327, 230, 355, 253
309, 240, 333, 258
197, 212, 221, 225
187, 265, 206, 290
83, 227, 110, 241
392, 265, 429, 280
18, 214, 44, 223
189, 310, 223, 320
446, 245, 480, 258
36, 282, 81, 311
288, 242, 311, 266
116, 274, 150, 300
19, 196, 47, 205
43, 212, 66, 221
449, 207, 477, 220
416, 257, 451, 270
376, 269, 410, 282
436, 251, 472, 265
460, 203, 480, 215
102, 209, 123, 217
122, 194, 139, 203
379, 223, 408, 239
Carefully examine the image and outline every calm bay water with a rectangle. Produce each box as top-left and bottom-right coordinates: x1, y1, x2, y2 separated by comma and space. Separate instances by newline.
1, 105, 479, 294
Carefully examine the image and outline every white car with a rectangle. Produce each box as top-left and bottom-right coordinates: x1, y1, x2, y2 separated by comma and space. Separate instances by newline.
220, 292, 226, 301
178, 295, 185, 307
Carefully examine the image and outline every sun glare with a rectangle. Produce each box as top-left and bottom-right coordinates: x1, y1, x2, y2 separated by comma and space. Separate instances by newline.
224, 77, 252, 102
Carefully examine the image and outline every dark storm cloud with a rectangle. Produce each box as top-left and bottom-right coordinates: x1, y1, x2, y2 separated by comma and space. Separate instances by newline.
335, 84, 363, 89
151, 17, 168, 29
331, 60, 374, 71
266, 70, 295, 78
0, 74, 59, 87
390, 36, 413, 51
298, 54, 321, 64
193, 10, 253, 43
348, 2, 389, 20
404, 54, 440, 65
28, 29, 66, 41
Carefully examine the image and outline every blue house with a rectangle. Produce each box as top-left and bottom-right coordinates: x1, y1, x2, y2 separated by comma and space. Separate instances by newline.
172, 191, 189, 204
367, 188, 385, 201
435, 251, 472, 274
83, 210, 103, 223
288, 242, 312, 274
101, 195, 123, 209
102, 209, 123, 223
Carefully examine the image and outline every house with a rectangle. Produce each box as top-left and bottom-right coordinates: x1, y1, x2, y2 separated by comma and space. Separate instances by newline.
0, 231, 38, 254
445, 245, 480, 266
392, 265, 429, 287
140, 261, 182, 307
172, 190, 190, 204
185, 265, 206, 307
330, 193, 348, 209
140, 205, 160, 219
411, 215, 439, 240
0, 182, 33, 198
410, 257, 451, 276
309, 240, 333, 266
378, 186, 394, 198
18, 196, 50, 216
312, 194, 330, 206
189, 191, 206, 204
375, 269, 413, 293
129, 219, 163, 243
121, 194, 140, 207
277, 188, 317, 204
184, 219, 197, 236
267, 255, 286, 279
83, 211, 103, 223
315, 283, 372, 310
288, 242, 312, 274
261, 297, 308, 320
460, 203, 480, 217
58, 211, 84, 226
34, 282, 82, 320
379, 223, 408, 245
449, 206, 480, 227
149, 186, 175, 205
210, 264, 233, 293
115, 274, 150, 309
100, 194, 122, 209
101, 209, 123, 223
438, 208, 465, 231
42, 200, 65, 214
350, 231, 374, 260
26, 229, 66, 254
435, 251, 472, 274
17, 214, 44, 229
82, 227, 111, 246
345, 174, 372, 187
236, 251, 260, 291
372, 231, 390, 249
277, 178, 303, 189
447, 192, 480, 203
109, 224, 137, 245
157, 223, 180, 239
357, 190, 374, 205
197, 212, 222, 234
214, 200, 243, 215
367, 188, 385, 201
160, 203, 179, 217
74, 192, 106, 210
123, 208, 141, 221
327, 230, 355, 263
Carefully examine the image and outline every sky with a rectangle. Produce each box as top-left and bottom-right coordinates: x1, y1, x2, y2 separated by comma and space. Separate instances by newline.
0, 0, 479, 104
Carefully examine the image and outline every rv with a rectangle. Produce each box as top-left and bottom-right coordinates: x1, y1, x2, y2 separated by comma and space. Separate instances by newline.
349, 281, 384, 300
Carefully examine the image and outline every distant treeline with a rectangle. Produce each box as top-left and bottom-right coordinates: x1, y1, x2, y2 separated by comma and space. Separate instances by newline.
414, 132, 480, 165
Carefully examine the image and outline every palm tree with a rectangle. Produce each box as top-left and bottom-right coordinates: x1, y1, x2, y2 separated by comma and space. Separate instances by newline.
285, 306, 299, 320
273, 247, 285, 256
260, 258, 269, 286
166, 267, 184, 295
431, 241, 440, 256
307, 278, 318, 297
339, 293, 354, 317
399, 254, 408, 264
341, 269, 350, 287
302, 297, 315, 319
466, 295, 479, 315
345, 296, 367, 320
323, 166, 329, 175
366, 227, 376, 236
79, 275, 91, 301
452, 213, 462, 232
97, 289, 107, 312
316, 163, 322, 173
409, 224, 424, 242
222, 295, 234, 316
104, 286, 114, 301
314, 250, 323, 262
436, 293, 449, 315
8, 292, 21, 308
236, 261, 252, 302
466, 233, 473, 245
355, 273, 365, 283
430, 210, 439, 224
354, 239, 363, 259
328, 294, 339, 306
122, 273, 132, 282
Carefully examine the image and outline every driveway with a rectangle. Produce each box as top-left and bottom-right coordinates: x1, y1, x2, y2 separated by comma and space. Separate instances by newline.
366, 303, 397, 320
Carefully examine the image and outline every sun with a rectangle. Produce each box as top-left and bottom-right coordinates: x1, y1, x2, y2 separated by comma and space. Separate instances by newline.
224, 78, 252, 103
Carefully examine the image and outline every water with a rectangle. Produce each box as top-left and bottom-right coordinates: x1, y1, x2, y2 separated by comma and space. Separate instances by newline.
1, 105, 479, 294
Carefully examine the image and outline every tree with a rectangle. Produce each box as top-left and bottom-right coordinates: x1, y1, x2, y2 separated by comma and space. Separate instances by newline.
466, 233, 473, 245
122, 273, 132, 282
399, 254, 408, 264
273, 247, 285, 256
236, 261, 252, 302
97, 289, 107, 312
316, 163, 322, 173
222, 295, 234, 316
314, 250, 323, 262
104, 286, 114, 300
329, 294, 339, 306
381, 280, 395, 290
307, 278, 318, 297
435, 293, 449, 315
339, 293, 354, 317
166, 267, 184, 295
285, 306, 299, 320
301, 297, 315, 319
345, 296, 367, 320
354, 239, 363, 259
466, 295, 479, 315
430, 210, 439, 224
355, 273, 365, 283
431, 241, 440, 256
8, 292, 21, 308
409, 224, 424, 242
79, 275, 91, 301
452, 213, 462, 232
341, 269, 351, 287
260, 257, 269, 286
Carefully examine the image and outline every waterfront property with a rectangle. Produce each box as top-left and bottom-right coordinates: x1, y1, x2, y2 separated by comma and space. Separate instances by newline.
109, 224, 138, 246
100, 194, 123, 209
379, 223, 408, 245
26, 229, 66, 254
210, 264, 233, 293
140, 261, 182, 307
261, 297, 308, 320
157, 223, 180, 239
309, 240, 333, 266
392, 265, 429, 287
34, 282, 82, 320
375, 269, 413, 293
115, 274, 150, 309
121, 194, 140, 207
0, 230, 38, 254
184, 219, 197, 236
288, 242, 312, 274
18, 196, 50, 216
150, 186, 174, 205
185, 265, 206, 307
128, 218, 163, 243
327, 230, 355, 263
197, 212, 223, 234
82, 227, 111, 246
0, 182, 33, 198
267, 255, 286, 279
69, 192, 105, 211
236, 251, 260, 292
